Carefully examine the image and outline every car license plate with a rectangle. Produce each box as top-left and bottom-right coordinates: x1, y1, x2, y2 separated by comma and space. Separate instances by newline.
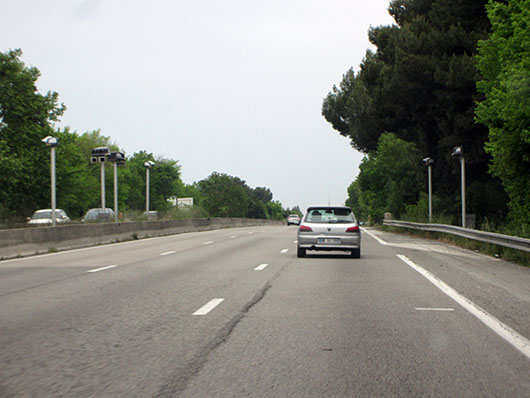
318, 238, 340, 244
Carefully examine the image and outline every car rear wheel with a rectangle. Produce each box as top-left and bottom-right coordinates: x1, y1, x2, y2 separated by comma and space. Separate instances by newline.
297, 247, 306, 258
351, 248, 361, 259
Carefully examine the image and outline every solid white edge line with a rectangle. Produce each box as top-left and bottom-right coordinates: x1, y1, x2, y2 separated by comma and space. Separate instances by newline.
87, 265, 118, 273
361, 228, 388, 245
397, 254, 530, 360
255, 264, 269, 271
193, 298, 224, 315
160, 251, 176, 256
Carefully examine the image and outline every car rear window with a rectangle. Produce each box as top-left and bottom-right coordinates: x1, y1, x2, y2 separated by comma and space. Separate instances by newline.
305, 208, 355, 223
33, 211, 52, 219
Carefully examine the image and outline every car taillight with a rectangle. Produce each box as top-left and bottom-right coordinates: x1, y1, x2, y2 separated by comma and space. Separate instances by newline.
299, 225, 313, 232
346, 226, 359, 232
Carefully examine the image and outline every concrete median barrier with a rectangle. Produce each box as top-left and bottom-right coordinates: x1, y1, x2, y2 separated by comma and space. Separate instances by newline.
0, 218, 282, 260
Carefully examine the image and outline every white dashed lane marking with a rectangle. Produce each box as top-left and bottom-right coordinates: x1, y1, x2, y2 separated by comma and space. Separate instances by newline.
193, 299, 225, 315
280, 249, 289, 253
160, 251, 176, 256
87, 265, 118, 273
254, 264, 269, 271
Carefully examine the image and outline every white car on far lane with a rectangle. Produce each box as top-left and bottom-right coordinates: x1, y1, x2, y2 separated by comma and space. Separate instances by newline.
27, 209, 71, 225
287, 214, 301, 226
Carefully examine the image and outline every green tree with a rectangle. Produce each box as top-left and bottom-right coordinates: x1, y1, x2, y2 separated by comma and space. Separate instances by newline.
476, 0, 530, 234
250, 187, 273, 204
285, 205, 302, 218
345, 180, 365, 221
122, 151, 183, 212
0, 49, 66, 219
354, 133, 423, 222
53, 128, 100, 218
247, 186, 273, 219
197, 172, 249, 217
266, 201, 285, 221
182, 183, 204, 209
323, 0, 506, 223
195, 172, 283, 219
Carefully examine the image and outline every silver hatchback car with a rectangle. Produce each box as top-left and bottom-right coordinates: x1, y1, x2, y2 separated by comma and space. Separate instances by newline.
27, 209, 71, 225
297, 206, 361, 258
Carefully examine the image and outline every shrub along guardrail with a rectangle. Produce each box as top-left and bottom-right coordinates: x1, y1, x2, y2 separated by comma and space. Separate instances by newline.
0, 218, 283, 260
383, 220, 530, 253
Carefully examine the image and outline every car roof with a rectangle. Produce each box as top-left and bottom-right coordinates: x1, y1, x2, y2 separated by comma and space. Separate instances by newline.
306, 206, 351, 211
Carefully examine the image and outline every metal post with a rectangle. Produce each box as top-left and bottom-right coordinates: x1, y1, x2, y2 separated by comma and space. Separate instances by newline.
427, 165, 432, 223
114, 162, 118, 223
101, 162, 106, 209
422, 157, 434, 223
51, 146, 56, 227
461, 156, 466, 228
146, 167, 150, 213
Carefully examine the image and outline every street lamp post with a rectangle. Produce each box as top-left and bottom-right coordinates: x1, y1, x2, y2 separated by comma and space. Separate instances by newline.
41, 136, 59, 226
422, 157, 434, 223
451, 146, 466, 228
144, 161, 155, 213
108, 151, 126, 222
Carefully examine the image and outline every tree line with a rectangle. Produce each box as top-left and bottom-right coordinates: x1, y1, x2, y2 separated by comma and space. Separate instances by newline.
322, 0, 529, 237
0, 49, 298, 223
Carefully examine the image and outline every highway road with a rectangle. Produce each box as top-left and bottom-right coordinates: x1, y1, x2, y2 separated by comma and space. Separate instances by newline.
1, 225, 529, 397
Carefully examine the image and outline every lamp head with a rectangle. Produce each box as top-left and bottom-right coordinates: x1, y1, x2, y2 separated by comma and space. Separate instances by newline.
144, 161, 155, 168
422, 157, 434, 166
41, 136, 59, 147
108, 151, 126, 165
451, 146, 463, 157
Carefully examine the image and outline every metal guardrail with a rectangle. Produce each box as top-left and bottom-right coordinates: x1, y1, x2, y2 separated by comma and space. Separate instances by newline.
383, 220, 530, 253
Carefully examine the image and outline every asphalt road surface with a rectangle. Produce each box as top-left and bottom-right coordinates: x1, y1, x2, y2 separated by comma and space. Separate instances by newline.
1, 226, 529, 397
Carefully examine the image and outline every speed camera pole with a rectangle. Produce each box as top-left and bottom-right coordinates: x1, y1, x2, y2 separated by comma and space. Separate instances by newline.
101, 162, 105, 209
91, 147, 110, 209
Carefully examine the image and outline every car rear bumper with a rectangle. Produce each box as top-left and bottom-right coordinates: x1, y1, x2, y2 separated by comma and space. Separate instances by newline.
298, 234, 360, 251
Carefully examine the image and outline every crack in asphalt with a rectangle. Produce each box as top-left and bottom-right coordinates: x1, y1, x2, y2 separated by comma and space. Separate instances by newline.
154, 262, 289, 398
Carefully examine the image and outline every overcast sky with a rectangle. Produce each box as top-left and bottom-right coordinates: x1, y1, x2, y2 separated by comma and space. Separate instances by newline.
1, 0, 395, 212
